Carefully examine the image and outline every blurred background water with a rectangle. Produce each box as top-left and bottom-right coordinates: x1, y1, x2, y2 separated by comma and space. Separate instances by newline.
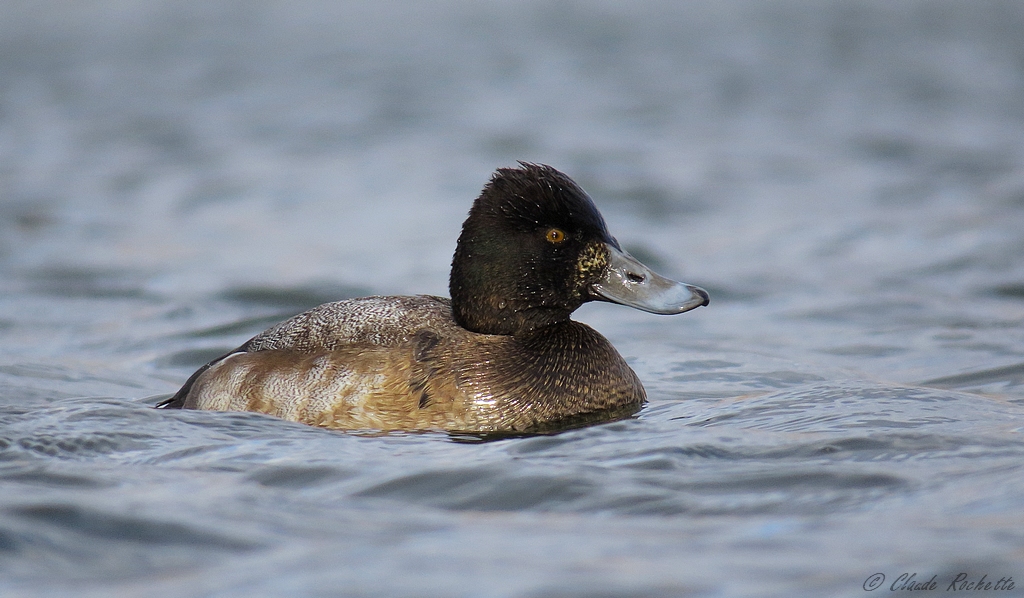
2, 1, 1024, 596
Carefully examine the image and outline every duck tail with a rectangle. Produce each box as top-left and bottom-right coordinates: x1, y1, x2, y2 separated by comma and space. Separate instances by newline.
155, 346, 242, 409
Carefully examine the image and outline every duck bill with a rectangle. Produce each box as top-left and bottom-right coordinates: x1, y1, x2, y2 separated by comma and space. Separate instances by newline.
590, 244, 709, 315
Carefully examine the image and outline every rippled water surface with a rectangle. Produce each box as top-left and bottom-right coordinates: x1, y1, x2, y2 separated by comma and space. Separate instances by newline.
2, 1, 1024, 596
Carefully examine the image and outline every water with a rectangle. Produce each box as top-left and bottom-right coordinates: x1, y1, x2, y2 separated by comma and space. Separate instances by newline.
2, 1, 1024, 596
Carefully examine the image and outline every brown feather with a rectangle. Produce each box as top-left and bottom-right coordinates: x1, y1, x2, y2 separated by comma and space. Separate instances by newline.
182, 296, 643, 432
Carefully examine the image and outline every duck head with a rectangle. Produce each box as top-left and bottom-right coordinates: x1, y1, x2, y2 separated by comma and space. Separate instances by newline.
450, 163, 708, 337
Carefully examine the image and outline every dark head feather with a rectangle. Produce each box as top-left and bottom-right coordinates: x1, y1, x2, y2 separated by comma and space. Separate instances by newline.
450, 163, 614, 337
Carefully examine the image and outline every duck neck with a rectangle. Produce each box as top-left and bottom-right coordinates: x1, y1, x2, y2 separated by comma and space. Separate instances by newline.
450, 292, 574, 338
450, 233, 578, 336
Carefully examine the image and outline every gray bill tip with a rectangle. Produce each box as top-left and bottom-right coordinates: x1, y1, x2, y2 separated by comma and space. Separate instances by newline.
590, 244, 709, 315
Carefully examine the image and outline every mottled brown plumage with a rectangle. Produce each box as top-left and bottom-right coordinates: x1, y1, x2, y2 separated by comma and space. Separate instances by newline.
179, 296, 642, 431
159, 163, 708, 432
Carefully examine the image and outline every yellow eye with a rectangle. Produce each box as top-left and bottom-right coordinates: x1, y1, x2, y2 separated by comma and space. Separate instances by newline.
545, 228, 567, 244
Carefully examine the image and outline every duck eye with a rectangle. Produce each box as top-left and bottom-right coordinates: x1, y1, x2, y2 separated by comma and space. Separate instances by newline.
545, 228, 567, 244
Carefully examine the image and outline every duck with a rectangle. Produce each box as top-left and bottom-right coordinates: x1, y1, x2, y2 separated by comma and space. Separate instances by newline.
157, 163, 708, 432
